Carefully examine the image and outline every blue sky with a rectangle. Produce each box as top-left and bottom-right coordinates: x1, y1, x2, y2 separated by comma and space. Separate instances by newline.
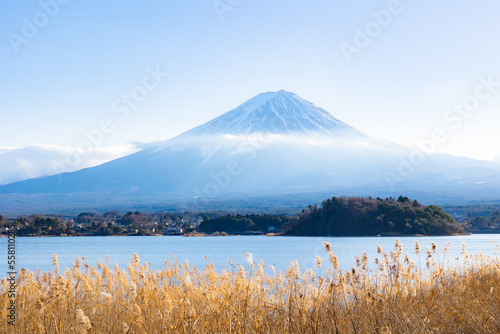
1, 0, 500, 183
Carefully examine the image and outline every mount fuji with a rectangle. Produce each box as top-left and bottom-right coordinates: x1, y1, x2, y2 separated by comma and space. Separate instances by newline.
181, 90, 369, 138
2, 90, 500, 214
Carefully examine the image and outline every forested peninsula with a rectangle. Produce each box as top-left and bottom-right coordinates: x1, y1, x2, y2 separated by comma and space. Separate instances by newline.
283, 196, 465, 236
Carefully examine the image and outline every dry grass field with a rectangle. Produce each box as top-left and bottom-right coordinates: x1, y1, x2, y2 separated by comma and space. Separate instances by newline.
2, 240, 500, 333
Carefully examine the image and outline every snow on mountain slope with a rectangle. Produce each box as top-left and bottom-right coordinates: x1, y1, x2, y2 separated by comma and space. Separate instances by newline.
181, 90, 367, 139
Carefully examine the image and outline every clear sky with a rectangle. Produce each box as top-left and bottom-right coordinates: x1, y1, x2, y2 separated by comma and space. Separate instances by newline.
1, 0, 500, 183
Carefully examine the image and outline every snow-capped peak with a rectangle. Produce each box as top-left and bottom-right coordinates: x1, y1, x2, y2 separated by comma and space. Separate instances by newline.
179, 90, 367, 140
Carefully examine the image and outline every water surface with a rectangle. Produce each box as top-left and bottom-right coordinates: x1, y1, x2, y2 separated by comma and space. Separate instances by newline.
2, 234, 499, 274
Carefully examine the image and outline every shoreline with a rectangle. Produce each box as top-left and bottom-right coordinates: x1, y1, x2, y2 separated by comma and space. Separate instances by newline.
0, 232, 473, 238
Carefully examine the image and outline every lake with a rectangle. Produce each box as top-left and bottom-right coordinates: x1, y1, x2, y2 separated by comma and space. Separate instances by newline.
2, 234, 500, 275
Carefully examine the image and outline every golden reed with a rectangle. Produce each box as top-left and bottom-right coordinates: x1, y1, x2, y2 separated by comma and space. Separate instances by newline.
1, 241, 500, 333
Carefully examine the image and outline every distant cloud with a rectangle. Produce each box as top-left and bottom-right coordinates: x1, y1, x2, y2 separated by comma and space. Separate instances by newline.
494, 152, 500, 165
129, 140, 168, 150
0, 143, 140, 185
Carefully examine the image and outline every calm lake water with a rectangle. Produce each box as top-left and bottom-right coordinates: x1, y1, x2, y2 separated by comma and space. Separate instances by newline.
2, 235, 500, 275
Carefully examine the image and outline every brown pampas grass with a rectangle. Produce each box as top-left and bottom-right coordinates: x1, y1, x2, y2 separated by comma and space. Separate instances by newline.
1, 242, 500, 333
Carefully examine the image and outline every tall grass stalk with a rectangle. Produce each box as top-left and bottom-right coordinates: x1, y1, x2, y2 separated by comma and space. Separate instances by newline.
1, 241, 500, 333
